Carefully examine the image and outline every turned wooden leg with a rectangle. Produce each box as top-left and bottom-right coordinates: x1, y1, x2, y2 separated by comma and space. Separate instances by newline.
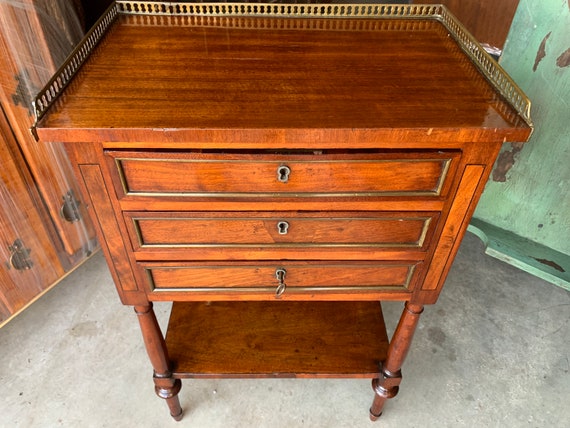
370, 302, 424, 421
135, 304, 183, 421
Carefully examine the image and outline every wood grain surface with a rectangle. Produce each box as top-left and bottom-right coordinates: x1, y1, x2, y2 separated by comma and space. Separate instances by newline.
166, 301, 388, 378
37, 15, 531, 144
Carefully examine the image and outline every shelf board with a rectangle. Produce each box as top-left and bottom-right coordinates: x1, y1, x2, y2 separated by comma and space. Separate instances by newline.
166, 301, 388, 379
469, 219, 570, 291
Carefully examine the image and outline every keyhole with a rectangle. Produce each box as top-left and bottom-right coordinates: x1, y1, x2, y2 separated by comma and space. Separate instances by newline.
277, 165, 291, 183
277, 221, 289, 235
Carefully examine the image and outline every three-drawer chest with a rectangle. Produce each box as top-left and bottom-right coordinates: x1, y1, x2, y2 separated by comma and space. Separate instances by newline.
33, 2, 533, 422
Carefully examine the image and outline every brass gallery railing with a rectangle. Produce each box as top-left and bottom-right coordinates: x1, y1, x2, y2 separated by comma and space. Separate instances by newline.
32, 2, 533, 138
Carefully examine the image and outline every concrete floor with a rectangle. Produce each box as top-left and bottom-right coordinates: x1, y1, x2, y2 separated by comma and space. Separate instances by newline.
1, 233, 568, 427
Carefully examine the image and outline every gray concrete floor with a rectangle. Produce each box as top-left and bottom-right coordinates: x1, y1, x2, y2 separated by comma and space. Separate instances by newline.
1, 233, 569, 427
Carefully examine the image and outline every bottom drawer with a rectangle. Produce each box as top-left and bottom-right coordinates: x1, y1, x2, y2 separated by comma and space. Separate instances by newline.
142, 261, 420, 298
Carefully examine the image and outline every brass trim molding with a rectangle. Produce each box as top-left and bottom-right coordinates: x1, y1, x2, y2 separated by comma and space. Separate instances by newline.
144, 263, 417, 291
31, 2, 533, 137
114, 156, 452, 197
115, 1, 443, 18
130, 215, 433, 249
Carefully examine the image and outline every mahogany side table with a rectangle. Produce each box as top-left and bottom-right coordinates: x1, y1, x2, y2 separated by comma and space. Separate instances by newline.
33, 2, 533, 421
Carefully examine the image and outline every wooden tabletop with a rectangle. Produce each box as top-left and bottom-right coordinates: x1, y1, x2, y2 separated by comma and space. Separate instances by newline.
37, 14, 532, 146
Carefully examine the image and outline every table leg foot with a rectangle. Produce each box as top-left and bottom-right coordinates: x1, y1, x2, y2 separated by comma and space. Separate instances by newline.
167, 394, 184, 421
369, 410, 382, 421
369, 302, 423, 421
135, 304, 184, 421
155, 375, 183, 421
171, 409, 184, 422
370, 366, 401, 420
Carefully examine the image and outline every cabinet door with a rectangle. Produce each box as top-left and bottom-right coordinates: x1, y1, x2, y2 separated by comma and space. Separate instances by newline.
0, 107, 64, 326
0, 0, 97, 261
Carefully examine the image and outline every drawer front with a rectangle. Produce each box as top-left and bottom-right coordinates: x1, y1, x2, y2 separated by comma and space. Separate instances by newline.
125, 211, 438, 251
142, 261, 419, 296
107, 151, 458, 198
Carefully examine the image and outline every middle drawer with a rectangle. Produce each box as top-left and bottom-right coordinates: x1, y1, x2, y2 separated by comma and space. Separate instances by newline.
124, 211, 439, 253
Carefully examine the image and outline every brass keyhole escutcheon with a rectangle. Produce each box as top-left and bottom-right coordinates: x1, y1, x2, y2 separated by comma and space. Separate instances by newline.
277, 221, 289, 235
275, 268, 287, 298
277, 165, 291, 183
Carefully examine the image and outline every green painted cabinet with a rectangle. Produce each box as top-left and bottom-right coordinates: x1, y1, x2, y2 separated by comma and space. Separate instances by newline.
470, 0, 570, 289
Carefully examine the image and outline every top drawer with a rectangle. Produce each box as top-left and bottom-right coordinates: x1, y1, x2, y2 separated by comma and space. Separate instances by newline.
106, 151, 459, 199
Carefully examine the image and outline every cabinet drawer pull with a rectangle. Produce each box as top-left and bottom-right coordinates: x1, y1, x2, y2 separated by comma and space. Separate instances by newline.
277, 221, 289, 235
276, 165, 291, 183
275, 268, 287, 298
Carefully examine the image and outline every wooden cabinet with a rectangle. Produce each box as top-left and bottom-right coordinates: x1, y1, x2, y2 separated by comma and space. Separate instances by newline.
0, 107, 65, 323
35, 2, 532, 422
0, 0, 97, 326
418, 0, 520, 51
471, 0, 570, 289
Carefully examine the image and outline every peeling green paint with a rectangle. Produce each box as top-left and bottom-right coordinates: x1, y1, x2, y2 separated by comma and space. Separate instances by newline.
556, 47, 570, 67
472, 0, 570, 288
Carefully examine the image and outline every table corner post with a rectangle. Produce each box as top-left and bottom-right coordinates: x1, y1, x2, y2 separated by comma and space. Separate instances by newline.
370, 302, 424, 421
134, 303, 183, 421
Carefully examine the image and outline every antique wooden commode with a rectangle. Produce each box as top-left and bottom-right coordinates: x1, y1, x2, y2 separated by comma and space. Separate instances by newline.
33, 2, 533, 421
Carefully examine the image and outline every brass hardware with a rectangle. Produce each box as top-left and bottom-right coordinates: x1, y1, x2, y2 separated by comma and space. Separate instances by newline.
275, 268, 287, 298
8, 239, 33, 271
60, 190, 82, 222
277, 165, 291, 183
32, 2, 120, 127
12, 70, 36, 115
277, 221, 289, 235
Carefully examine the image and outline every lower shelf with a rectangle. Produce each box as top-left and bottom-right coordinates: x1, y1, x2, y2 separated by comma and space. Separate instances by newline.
166, 301, 388, 379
